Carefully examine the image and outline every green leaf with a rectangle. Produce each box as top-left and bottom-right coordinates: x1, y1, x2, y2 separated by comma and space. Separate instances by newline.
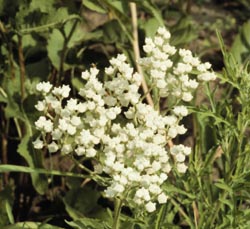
3, 222, 64, 229
71, 77, 85, 91
66, 218, 109, 229
218, 197, 233, 210
63, 187, 100, 220
30, 0, 55, 13
141, 17, 162, 38
231, 20, 250, 65
141, 0, 164, 27
163, 184, 196, 199
17, 127, 48, 195
170, 16, 197, 46
47, 29, 64, 70
0, 87, 8, 103
2, 75, 25, 120
0, 164, 89, 179
0, 185, 14, 226
82, 0, 107, 14
214, 179, 233, 195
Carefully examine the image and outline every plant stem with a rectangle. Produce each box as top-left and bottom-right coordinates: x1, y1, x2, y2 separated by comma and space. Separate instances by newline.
18, 34, 25, 102
155, 204, 166, 229
129, 2, 154, 107
170, 198, 195, 228
112, 198, 122, 229
58, 18, 79, 84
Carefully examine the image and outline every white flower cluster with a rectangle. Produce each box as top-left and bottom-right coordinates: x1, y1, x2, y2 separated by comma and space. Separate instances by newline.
140, 27, 216, 102
33, 27, 216, 213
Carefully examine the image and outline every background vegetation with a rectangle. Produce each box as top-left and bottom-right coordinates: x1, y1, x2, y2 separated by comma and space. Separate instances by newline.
1, 0, 250, 228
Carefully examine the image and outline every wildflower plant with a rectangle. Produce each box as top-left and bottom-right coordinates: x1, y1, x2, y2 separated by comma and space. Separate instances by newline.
33, 27, 216, 223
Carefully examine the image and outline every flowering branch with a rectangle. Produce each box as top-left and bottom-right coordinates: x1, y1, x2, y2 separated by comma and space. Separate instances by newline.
33, 27, 216, 215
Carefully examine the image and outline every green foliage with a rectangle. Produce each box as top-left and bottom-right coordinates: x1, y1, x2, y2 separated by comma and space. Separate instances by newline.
231, 20, 250, 65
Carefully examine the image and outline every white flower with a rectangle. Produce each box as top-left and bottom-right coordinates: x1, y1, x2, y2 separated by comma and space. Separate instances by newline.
149, 184, 161, 195
67, 124, 76, 135
52, 128, 62, 140
157, 193, 168, 204
182, 92, 193, 102
52, 85, 71, 98
48, 141, 59, 153
77, 102, 87, 113
177, 125, 187, 135
173, 106, 188, 117
135, 188, 150, 201
33, 138, 44, 149
168, 126, 178, 138
145, 201, 156, 213
81, 71, 90, 80
163, 44, 176, 55
113, 183, 125, 194
154, 36, 164, 46
61, 144, 72, 154
35, 100, 46, 111
35, 116, 53, 133
86, 148, 97, 157
157, 27, 171, 40
66, 98, 78, 111
198, 72, 216, 81
105, 66, 115, 75
177, 163, 188, 173
36, 82, 52, 93
75, 146, 85, 156
176, 153, 185, 162
71, 116, 82, 127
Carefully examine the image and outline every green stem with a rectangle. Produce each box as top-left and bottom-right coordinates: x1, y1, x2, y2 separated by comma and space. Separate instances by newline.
205, 191, 228, 228
155, 204, 166, 229
170, 198, 195, 228
112, 198, 122, 229
19, 15, 81, 35
58, 18, 79, 84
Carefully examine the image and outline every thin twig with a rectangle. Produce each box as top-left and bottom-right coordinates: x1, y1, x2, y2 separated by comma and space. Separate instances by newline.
171, 198, 195, 228
18, 35, 25, 102
129, 2, 154, 107
192, 201, 199, 228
